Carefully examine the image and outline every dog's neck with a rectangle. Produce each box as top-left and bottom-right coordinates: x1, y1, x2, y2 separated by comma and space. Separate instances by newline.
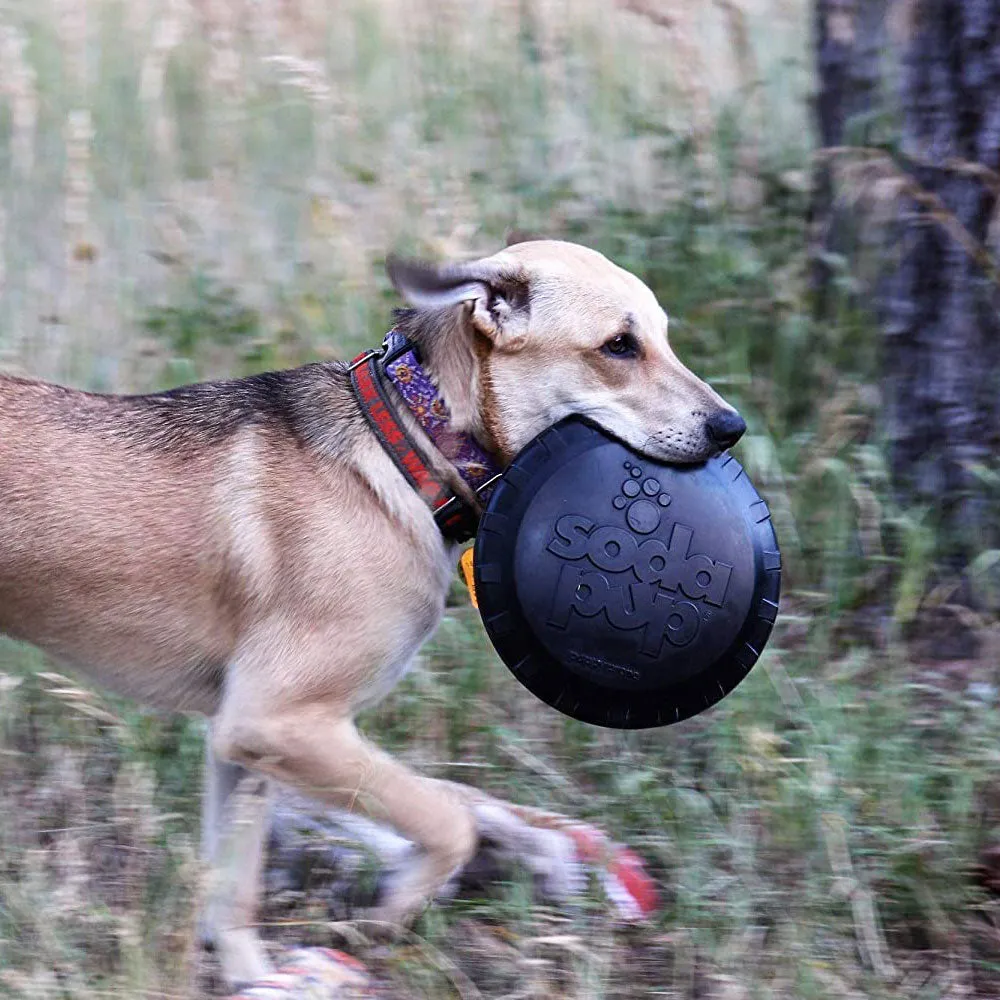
380, 331, 501, 495
390, 307, 487, 437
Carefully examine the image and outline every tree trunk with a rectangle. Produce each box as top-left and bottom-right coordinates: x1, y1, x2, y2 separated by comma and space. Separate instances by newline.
881, 0, 1000, 563
814, 0, 1000, 565
809, 0, 890, 313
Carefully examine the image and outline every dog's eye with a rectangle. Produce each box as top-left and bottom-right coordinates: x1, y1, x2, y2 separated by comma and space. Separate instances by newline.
601, 333, 639, 359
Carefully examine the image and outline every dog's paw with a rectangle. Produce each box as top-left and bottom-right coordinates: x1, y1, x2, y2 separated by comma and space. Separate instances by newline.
228, 947, 372, 999
470, 801, 586, 900
560, 821, 659, 922
470, 802, 658, 921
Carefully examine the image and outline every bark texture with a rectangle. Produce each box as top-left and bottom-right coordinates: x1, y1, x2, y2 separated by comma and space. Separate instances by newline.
881, 0, 1000, 559
810, 0, 890, 311
814, 0, 1000, 562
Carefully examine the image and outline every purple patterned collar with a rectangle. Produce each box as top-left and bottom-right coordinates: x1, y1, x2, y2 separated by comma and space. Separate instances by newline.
379, 330, 502, 497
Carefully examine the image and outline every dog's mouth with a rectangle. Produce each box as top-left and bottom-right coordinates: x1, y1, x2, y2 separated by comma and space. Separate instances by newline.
543, 413, 716, 467
641, 430, 719, 466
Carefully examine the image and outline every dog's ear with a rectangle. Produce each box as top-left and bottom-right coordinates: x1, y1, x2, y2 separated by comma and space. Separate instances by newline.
386, 254, 530, 352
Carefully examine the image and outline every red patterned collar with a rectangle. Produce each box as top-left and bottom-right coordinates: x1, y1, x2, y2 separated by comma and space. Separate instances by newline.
349, 331, 502, 542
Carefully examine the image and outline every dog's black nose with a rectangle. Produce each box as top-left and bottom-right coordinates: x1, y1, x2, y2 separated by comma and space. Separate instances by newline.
706, 410, 747, 450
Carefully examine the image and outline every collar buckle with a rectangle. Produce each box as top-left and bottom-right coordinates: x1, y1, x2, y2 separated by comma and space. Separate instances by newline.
432, 474, 503, 543
347, 348, 383, 372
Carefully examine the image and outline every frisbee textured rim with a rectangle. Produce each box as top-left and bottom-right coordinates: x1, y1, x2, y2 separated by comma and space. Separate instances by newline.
473, 417, 781, 729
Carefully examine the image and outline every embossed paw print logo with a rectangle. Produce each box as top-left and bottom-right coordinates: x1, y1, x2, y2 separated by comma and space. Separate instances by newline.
613, 462, 672, 534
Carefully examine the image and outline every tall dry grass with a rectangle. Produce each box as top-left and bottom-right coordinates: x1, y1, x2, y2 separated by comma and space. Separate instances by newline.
0, 0, 810, 387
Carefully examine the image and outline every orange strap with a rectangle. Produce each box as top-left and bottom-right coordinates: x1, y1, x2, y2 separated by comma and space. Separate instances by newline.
459, 548, 478, 608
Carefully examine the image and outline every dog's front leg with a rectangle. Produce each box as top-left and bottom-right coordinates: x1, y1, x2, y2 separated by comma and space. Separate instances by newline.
199, 734, 275, 987
212, 702, 478, 930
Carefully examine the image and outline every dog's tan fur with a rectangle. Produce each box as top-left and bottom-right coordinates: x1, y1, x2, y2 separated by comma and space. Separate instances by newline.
0, 241, 740, 986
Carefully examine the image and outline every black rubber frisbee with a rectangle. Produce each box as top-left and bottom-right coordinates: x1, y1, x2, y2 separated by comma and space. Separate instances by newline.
473, 417, 780, 729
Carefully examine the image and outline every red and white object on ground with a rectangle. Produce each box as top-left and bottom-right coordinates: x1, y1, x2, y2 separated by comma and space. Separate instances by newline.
553, 819, 659, 922
487, 797, 659, 922
229, 948, 373, 1000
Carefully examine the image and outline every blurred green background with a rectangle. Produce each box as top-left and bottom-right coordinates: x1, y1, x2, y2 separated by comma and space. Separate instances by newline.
1, 1, 998, 997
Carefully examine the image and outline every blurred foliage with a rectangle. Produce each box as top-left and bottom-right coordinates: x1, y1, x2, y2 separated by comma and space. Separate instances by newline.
143, 276, 260, 358
0, 1, 998, 998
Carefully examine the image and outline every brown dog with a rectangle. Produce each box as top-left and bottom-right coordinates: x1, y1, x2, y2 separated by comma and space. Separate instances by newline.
0, 240, 744, 987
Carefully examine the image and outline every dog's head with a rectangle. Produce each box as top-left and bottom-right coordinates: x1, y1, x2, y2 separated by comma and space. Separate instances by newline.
387, 240, 744, 465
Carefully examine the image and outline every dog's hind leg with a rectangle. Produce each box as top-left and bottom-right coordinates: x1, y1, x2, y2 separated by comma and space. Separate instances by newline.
199, 733, 275, 987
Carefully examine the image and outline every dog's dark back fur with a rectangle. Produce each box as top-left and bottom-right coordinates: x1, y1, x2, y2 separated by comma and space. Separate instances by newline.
0, 364, 365, 458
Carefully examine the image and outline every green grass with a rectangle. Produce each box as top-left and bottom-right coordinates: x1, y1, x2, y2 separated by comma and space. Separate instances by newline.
1, 0, 999, 996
